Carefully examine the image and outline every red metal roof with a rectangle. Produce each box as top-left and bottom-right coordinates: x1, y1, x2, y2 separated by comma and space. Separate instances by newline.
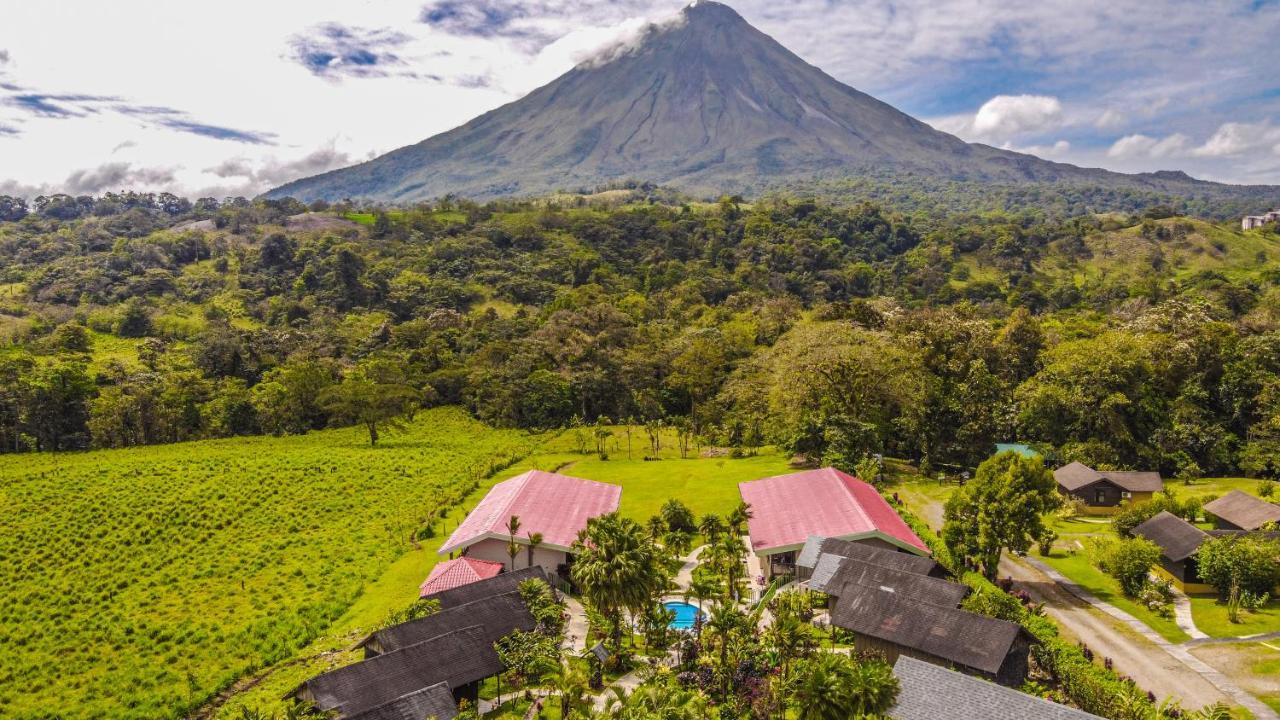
440, 470, 622, 555
418, 557, 505, 597
739, 467, 928, 555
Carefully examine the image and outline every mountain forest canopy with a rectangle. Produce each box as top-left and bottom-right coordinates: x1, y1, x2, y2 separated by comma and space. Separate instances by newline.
3, 186, 1280, 481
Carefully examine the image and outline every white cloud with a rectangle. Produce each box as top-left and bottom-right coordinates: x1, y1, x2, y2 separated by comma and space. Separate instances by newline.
1009, 139, 1071, 158
1193, 121, 1280, 158
1107, 133, 1190, 159
1095, 108, 1125, 130
972, 95, 1062, 138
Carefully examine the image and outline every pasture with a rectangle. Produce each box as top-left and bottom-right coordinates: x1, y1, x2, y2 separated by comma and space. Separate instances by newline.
0, 407, 543, 719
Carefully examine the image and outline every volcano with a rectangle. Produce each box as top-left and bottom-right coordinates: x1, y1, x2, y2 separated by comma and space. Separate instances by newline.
266, 1, 1262, 202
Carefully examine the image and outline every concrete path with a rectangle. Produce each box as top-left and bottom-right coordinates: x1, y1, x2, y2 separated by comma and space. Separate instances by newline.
561, 596, 589, 655
673, 545, 706, 592
1184, 630, 1280, 647
1018, 555, 1277, 719
1168, 585, 1210, 640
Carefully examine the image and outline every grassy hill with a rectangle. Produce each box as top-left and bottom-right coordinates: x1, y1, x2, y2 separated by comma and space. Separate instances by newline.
0, 408, 543, 719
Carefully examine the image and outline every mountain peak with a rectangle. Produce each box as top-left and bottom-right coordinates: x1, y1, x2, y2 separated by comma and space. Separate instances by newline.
682, 1, 745, 22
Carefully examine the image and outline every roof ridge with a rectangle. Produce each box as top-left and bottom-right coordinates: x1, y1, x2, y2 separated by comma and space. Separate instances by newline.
833, 467, 875, 530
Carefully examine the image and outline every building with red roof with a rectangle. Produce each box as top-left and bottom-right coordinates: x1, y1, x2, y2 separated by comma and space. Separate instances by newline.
439, 470, 622, 583
739, 467, 928, 578
419, 557, 505, 598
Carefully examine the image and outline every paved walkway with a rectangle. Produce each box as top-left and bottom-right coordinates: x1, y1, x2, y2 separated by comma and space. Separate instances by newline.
561, 596, 589, 655
1020, 556, 1277, 719
1168, 585, 1210, 640
673, 545, 706, 592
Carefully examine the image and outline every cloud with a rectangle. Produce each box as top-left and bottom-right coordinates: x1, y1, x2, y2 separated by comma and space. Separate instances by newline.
288, 23, 414, 80
155, 118, 276, 144
63, 162, 178, 195
1007, 139, 1071, 158
206, 158, 255, 179
6, 92, 119, 118
1095, 108, 1125, 130
0, 123, 18, 137
419, 0, 536, 39
1193, 121, 1280, 158
1107, 133, 1191, 159
972, 94, 1062, 138
0, 50, 10, 66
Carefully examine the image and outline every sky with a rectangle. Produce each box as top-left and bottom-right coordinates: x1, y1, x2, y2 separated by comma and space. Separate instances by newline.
1, 0, 1279, 199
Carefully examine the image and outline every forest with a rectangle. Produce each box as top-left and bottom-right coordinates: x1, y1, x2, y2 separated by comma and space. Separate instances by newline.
2, 186, 1280, 478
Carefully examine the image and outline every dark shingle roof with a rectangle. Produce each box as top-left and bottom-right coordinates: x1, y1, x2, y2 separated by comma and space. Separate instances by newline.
1054, 462, 1162, 493
346, 682, 458, 720
797, 536, 939, 575
1132, 511, 1208, 562
1204, 490, 1280, 531
829, 583, 1023, 675
890, 656, 1103, 720
422, 565, 546, 608
362, 590, 535, 656
815, 556, 970, 607
297, 625, 498, 717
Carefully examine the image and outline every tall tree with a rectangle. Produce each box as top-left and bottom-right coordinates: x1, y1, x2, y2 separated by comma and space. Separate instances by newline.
943, 450, 1062, 579
318, 357, 422, 446
570, 512, 665, 653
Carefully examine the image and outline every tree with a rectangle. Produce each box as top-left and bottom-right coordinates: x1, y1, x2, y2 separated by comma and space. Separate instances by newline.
318, 357, 421, 445
1197, 534, 1280, 597
549, 662, 589, 718
570, 512, 666, 653
22, 360, 93, 451
790, 652, 898, 720
494, 629, 559, 687
942, 450, 1062, 579
525, 531, 543, 573
661, 499, 697, 534
505, 515, 522, 572
1094, 536, 1162, 596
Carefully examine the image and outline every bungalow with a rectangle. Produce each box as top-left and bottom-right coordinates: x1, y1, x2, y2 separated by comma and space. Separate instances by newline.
357, 588, 537, 658
423, 566, 547, 608
439, 470, 621, 584
797, 536, 945, 581
419, 557, 504, 598
829, 582, 1032, 686
1132, 511, 1212, 593
890, 656, 1103, 720
739, 467, 929, 579
810, 554, 971, 608
1054, 462, 1162, 514
344, 683, 458, 720
1203, 490, 1280, 531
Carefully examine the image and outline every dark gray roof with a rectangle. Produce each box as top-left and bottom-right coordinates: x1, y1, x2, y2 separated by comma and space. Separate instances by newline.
346, 683, 458, 720
891, 656, 1103, 720
816, 556, 970, 607
797, 536, 939, 575
829, 583, 1023, 675
422, 565, 546, 608
1054, 462, 1162, 493
1204, 491, 1280, 531
1132, 511, 1208, 562
361, 590, 535, 656
297, 625, 499, 717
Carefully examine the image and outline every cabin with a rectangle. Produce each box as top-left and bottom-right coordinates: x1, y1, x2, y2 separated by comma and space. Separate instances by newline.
294, 568, 547, 717
439, 470, 621, 586
739, 467, 929, 579
1132, 511, 1212, 592
889, 656, 1104, 720
1054, 462, 1162, 514
829, 582, 1032, 686
1203, 490, 1280, 531
810, 555, 971, 607
797, 536, 946, 581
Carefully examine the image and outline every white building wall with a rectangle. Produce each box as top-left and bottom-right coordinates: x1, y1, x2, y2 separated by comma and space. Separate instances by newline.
461, 537, 571, 581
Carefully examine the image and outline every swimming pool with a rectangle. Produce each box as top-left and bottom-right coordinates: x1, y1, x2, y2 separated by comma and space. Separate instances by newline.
664, 600, 702, 630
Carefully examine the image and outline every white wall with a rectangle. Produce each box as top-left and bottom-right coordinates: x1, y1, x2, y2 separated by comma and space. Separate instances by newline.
462, 537, 570, 581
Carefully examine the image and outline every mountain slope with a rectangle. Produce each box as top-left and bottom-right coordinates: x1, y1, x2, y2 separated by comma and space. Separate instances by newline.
266, 2, 1274, 203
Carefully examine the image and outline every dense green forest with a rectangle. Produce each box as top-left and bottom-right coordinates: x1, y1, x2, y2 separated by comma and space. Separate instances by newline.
3, 187, 1280, 478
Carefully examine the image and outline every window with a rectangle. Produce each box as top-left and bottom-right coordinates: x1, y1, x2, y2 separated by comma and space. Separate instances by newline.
1120, 491, 1131, 499
1095, 490, 1107, 504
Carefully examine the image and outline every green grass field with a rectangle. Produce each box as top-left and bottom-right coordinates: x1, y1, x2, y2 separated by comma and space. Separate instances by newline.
0, 408, 544, 720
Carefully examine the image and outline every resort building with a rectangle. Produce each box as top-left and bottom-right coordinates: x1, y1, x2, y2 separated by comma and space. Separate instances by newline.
739, 467, 929, 579
890, 656, 1103, 720
1054, 462, 1162, 514
439, 470, 621, 585
810, 554, 971, 606
797, 536, 945, 581
418, 557, 504, 598
1131, 511, 1212, 592
1243, 210, 1280, 230
1203, 490, 1280, 532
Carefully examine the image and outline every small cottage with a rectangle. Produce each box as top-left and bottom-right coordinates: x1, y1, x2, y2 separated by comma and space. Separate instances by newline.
1054, 462, 1162, 514
1132, 511, 1211, 592
1203, 490, 1280, 532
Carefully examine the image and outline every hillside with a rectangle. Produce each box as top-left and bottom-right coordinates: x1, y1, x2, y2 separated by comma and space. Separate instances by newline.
0, 408, 542, 719
265, 2, 1277, 207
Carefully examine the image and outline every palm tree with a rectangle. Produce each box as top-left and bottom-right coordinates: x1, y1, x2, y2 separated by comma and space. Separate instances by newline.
686, 572, 721, 612
505, 515, 522, 571
766, 613, 814, 684
549, 661, 589, 718
790, 653, 899, 720
526, 530, 543, 570
571, 512, 665, 653
699, 513, 725, 542
705, 601, 746, 700
727, 501, 753, 536
715, 532, 746, 601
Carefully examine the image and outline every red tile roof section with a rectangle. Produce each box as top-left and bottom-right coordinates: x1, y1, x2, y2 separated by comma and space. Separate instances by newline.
440, 470, 622, 555
418, 557, 505, 597
739, 467, 928, 554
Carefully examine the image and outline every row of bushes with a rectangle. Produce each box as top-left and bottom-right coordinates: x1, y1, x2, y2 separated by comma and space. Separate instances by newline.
891, 501, 1160, 719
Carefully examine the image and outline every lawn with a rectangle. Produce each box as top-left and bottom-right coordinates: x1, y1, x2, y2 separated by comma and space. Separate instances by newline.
1038, 551, 1190, 643
0, 407, 545, 720
1190, 596, 1280, 638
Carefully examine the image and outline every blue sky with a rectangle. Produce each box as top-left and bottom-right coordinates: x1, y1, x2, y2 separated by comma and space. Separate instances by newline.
1, 0, 1278, 197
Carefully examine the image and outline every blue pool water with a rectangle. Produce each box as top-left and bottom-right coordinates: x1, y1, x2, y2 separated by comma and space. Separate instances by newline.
664, 601, 701, 629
